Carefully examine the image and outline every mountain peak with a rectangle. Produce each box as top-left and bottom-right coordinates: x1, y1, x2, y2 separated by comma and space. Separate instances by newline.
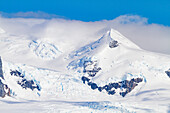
109, 29, 140, 49
68, 29, 140, 59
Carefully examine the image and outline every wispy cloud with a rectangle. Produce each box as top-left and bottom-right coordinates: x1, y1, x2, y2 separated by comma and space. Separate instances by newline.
0, 11, 65, 19
0, 12, 170, 54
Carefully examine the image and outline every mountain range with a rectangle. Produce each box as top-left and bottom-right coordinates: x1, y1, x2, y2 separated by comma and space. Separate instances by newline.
0, 28, 170, 113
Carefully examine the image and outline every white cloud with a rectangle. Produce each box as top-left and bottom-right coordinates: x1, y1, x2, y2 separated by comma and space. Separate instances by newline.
0, 12, 169, 54
0, 11, 65, 19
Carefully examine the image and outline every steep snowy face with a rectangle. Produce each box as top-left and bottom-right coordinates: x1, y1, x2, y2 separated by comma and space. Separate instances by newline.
29, 40, 62, 60
68, 29, 141, 76
68, 29, 117, 59
68, 29, 140, 60
109, 29, 140, 49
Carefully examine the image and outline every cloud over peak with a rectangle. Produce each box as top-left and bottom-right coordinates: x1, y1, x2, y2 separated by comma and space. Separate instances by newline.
0, 12, 169, 55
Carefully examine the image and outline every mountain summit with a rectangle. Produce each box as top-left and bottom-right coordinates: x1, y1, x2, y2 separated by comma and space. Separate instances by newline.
109, 29, 140, 49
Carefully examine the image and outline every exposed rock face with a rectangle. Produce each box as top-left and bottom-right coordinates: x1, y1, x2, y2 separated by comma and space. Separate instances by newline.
0, 80, 6, 97
82, 76, 90, 84
81, 76, 143, 97
10, 70, 41, 91
0, 57, 4, 79
109, 40, 118, 48
68, 56, 102, 77
0, 58, 41, 98
0, 57, 10, 98
119, 78, 143, 97
18, 79, 41, 91
0, 57, 5, 97
165, 69, 170, 78
88, 82, 98, 90
0, 57, 41, 98
83, 60, 101, 77
10, 70, 24, 78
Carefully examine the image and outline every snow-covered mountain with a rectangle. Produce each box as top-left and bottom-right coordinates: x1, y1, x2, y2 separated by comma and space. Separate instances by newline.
29, 40, 62, 60
0, 29, 170, 113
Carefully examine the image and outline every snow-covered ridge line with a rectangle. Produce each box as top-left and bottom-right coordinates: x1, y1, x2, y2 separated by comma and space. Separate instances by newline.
68, 29, 121, 59
110, 29, 140, 49
29, 40, 62, 60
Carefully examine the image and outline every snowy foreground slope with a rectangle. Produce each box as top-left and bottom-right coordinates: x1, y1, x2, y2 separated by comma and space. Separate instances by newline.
0, 28, 170, 113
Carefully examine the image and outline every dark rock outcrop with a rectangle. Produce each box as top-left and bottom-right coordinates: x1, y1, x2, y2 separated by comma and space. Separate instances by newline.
0, 57, 4, 79
108, 90, 116, 95
10, 70, 24, 78
81, 76, 143, 97
88, 82, 98, 90
119, 78, 142, 97
98, 78, 142, 97
10, 70, 41, 91
165, 70, 170, 78
18, 79, 41, 91
0, 57, 10, 98
0, 80, 6, 97
109, 40, 118, 48
83, 60, 101, 77
81, 76, 90, 84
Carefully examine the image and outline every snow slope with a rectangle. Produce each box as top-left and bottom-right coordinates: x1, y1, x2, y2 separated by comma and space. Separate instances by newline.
0, 28, 170, 113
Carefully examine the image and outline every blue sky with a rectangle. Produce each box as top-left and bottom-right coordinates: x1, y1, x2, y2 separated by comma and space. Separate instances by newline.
0, 0, 170, 26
